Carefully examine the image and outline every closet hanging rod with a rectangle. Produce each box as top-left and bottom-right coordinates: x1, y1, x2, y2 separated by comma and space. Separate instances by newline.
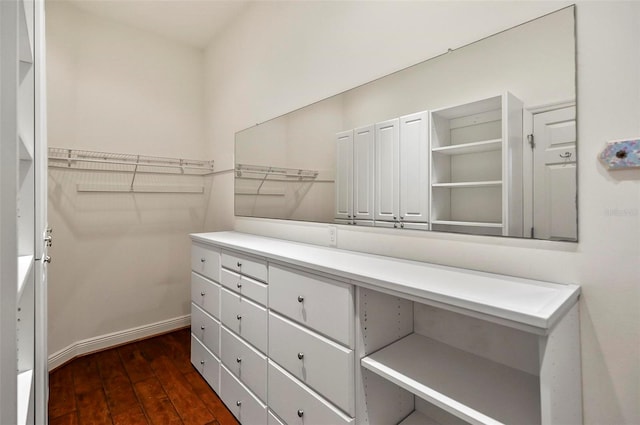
48, 147, 215, 175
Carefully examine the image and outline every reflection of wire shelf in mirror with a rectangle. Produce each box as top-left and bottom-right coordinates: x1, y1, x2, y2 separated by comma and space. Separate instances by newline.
234, 163, 325, 196
429, 92, 523, 237
48, 147, 215, 193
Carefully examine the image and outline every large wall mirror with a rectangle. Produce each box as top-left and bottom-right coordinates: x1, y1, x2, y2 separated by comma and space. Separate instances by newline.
235, 6, 576, 241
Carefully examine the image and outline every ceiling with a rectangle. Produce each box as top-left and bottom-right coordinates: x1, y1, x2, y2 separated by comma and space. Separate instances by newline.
57, 0, 252, 49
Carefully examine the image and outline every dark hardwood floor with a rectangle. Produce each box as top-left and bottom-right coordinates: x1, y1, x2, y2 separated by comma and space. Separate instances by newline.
49, 328, 240, 425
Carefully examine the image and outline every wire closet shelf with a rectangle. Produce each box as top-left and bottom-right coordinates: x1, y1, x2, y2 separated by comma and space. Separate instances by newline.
48, 147, 215, 175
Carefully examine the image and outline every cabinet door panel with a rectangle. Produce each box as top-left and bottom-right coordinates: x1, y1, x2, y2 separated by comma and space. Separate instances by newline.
375, 119, 399, 221
335, 130, 353, 220
400, 111, 429, 223
353, 125, 375, 221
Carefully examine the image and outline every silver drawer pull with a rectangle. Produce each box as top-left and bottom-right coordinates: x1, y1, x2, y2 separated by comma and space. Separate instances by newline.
236, 401, 242, 407
200, 360, 205, 365
236, 357, 242, 363
297, 409, 304, 418
236, 314, 242, 320
297, 352, 304, 360
200, 325, 205, 330
237, 261, 242, 267
200, 291, 206, 296
200, 258, 206, 263
237, 282, 242, 288
297, 295, 304, 303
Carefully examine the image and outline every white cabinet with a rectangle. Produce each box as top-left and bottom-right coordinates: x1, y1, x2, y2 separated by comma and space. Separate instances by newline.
374, 112, 429, 229
191, 231, 581, 425
430, 93, 523, 236
1, 1, 47, 423
335, 125, 375, 225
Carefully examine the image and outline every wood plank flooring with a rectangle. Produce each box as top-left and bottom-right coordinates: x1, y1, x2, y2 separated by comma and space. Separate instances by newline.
49, 328, 240, 425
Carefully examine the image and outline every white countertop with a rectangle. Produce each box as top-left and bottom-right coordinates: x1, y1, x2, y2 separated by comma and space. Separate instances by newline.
191, 231, 580, 333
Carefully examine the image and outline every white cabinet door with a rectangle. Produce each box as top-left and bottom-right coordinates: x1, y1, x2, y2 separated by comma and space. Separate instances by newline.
375, 119, 399, 221
399, 111, 429, 223
335, 130, 353, 221
533, 106, 576, 241
352, 125, 375, 221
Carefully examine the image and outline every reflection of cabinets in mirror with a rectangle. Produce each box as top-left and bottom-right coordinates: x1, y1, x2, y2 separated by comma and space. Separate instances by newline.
374, 112, 429, 230
335, 126, 375, 225
430, 92, 523, 236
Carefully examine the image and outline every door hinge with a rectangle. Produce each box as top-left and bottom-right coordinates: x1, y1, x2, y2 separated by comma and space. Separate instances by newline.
527, 134, 535, 149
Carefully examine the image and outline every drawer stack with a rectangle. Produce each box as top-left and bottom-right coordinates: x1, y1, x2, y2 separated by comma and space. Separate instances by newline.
219, 250, 269, 423
190, 243, 222, 393
267, 265, 355, 425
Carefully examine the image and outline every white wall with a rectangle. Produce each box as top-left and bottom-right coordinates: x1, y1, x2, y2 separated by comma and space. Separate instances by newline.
204, 1, 640, 423
46, 2, 209, 361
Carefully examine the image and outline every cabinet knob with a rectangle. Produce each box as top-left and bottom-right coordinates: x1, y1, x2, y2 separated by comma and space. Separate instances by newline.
44, 256, 51, 264
236, 314, 242, 320
237, 282, 242, 288
297, 352, 304, 360
347, 215, 351, 218
393, 216, 396, 220
200, 258, 206, 263
200, 360, 205, 365
200, 291, 206, 296
401, 223, 404, 229
393, 223, 397, 228
297, 295, 304, 303
200, 325, 205, 330
236, 357, 242, 363
237, 261, 242, 267
297, 409, 304, 418
44, 235, 53, 247
236, 401, 242, 407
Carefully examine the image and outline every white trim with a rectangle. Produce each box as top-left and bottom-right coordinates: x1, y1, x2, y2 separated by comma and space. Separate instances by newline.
47, 315, 191, 371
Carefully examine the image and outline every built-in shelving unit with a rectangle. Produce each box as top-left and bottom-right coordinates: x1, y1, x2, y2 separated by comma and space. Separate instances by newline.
362, 333, 540, 425
430, 93, 523, 237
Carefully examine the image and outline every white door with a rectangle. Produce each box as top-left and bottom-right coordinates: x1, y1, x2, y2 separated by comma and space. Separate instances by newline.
375, 119, 399, 222
399, 111, 429, 223
532, 106, 577, 241
352, 125, 375, 221
335, 130, 353, 221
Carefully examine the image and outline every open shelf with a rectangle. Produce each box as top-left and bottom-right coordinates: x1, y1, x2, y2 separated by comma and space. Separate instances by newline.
432, 180, 501, 188
431, 139, 502, 156
361, 333, 540, 425
431, 220, 503, 228
17, 255, 34, 300
17, 369, 33, 425
399, 410, 441, 425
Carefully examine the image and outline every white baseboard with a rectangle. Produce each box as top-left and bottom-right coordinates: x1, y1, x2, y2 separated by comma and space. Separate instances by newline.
48, 314, 191, 371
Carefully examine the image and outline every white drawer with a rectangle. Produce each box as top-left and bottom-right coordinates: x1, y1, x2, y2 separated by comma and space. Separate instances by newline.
269, 265, 354, 347
220, 288, 267, 354
192, 243, 220, 282
191, 334, 220, 393
191, 303, 220, 356
221, 326, 268, 403
221, 250, 268, 283
268, 360, 354, 425
221, 268, 268, 306
191, 272, 220, 319
221, 364, 267, 425
268, 410, 286, 425
269, 312, 354, 416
